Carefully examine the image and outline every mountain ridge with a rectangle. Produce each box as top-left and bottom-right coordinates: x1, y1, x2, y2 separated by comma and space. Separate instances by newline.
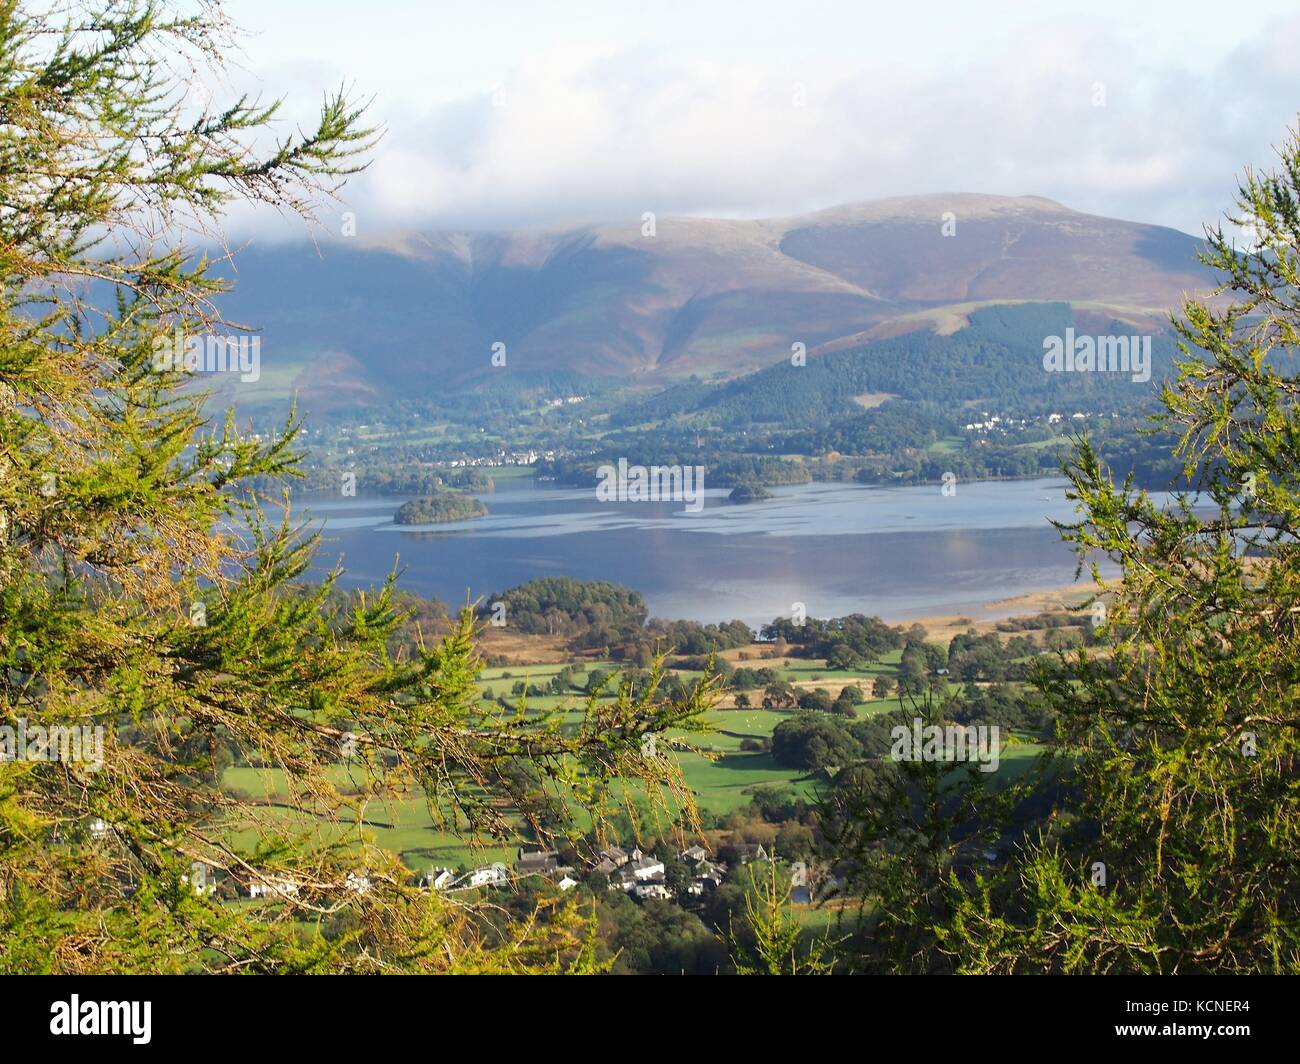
215, 193, 1217, 415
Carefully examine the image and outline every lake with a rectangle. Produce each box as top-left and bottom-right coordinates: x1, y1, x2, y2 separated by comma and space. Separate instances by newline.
294, 475, 1116, 627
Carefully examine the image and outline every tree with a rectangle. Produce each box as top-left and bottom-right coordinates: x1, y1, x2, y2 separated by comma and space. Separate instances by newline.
943, 121, 1300, 974
827, 645, 858, 670
820, 693, 1010, 974
762, 680, 796, 709
0, 0, 717, 974
771, 715, 859, 772
796, 688, 834, 713
897, 649, 927, 695
775, 822, 815, 861
728, 861, 832, 975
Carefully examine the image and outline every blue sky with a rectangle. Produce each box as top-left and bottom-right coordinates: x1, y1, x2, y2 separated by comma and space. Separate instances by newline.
216, 0, 1300, 236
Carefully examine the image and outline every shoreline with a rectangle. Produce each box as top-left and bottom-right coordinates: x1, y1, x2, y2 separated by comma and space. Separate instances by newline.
475, 580, 1101, 666
883, 582, 1097, 643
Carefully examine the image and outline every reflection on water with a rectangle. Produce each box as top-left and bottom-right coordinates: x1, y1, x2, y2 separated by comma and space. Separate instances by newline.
296, 477, 1117, 626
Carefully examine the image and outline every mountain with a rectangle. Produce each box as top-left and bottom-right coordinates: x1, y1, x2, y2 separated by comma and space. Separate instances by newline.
216, 194, 1217, 415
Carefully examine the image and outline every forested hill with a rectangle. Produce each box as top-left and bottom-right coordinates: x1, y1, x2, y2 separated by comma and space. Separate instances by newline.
614, 303, 1180, 429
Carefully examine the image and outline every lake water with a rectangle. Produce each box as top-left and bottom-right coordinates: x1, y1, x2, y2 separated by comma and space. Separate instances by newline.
295, 476, 1115, 627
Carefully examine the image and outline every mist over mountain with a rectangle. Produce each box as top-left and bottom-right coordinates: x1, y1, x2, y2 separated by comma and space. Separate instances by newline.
218, 193, 1216, 417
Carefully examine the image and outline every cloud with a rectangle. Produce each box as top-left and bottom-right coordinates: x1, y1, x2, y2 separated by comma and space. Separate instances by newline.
225, 17, 1300, 240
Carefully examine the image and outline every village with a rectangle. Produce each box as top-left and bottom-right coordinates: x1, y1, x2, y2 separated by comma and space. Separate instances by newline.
177, 840, 800, 908
421, 843, 743, 901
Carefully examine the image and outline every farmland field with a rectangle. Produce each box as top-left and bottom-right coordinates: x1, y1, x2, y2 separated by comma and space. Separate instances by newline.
217, 638, 1046, 873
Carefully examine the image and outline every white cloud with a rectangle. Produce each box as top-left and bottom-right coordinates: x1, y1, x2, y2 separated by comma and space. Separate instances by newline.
222, 15, 1300, 240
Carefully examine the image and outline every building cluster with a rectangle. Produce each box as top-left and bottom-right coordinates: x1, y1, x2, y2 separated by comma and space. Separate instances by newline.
170, 858, 378, 902
443, 448, 543, 467
963, 411, 1092, 433
424, 842, 747, 902
186, 842, 785, 907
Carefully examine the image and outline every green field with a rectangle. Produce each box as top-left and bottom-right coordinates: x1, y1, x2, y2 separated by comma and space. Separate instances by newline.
217, 646, 1049, 872
221, 766, 514, 872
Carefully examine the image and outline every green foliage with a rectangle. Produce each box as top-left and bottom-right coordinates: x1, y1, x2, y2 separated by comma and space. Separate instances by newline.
820, 694, 1013, 974
0, 0, 717, 974
728, 483, 773, 502
480, 576, 648, 643
771, 714, 859, 772
728, 860, 833, 974
393, 492, 487, 525
761, 612, 903, 662
641, 304, 1178, 425
937, 121, 1300, 974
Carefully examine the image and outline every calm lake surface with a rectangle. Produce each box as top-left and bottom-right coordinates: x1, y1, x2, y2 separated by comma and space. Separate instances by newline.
297, 477, 1117, 626
292, 473, 1118, 621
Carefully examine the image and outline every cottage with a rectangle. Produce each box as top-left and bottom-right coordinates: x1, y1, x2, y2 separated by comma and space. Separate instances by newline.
598, 846, 631, 867
466, 863, 510, 888
613, 856, 667, 894
629, 856, 665, 881
516, 848, 559, 876
689, 861, 723, 895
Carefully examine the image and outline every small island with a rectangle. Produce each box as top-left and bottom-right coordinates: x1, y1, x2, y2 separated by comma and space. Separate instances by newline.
394, 493, 488, 525
729, 483, 774, 503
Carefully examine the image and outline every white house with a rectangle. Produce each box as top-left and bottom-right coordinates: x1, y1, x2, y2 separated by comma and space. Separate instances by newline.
248, 879, 299, 899
466, 863, 509, 888
630, 856, 665, 881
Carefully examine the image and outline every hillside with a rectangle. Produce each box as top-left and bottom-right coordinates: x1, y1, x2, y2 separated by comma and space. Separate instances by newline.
214, 194, 1216, 417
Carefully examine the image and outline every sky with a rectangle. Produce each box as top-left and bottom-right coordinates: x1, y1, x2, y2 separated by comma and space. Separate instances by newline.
213, 0, 1300, 238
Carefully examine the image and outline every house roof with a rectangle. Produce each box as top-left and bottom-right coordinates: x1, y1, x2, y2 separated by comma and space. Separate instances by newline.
516, 849, 560, 872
